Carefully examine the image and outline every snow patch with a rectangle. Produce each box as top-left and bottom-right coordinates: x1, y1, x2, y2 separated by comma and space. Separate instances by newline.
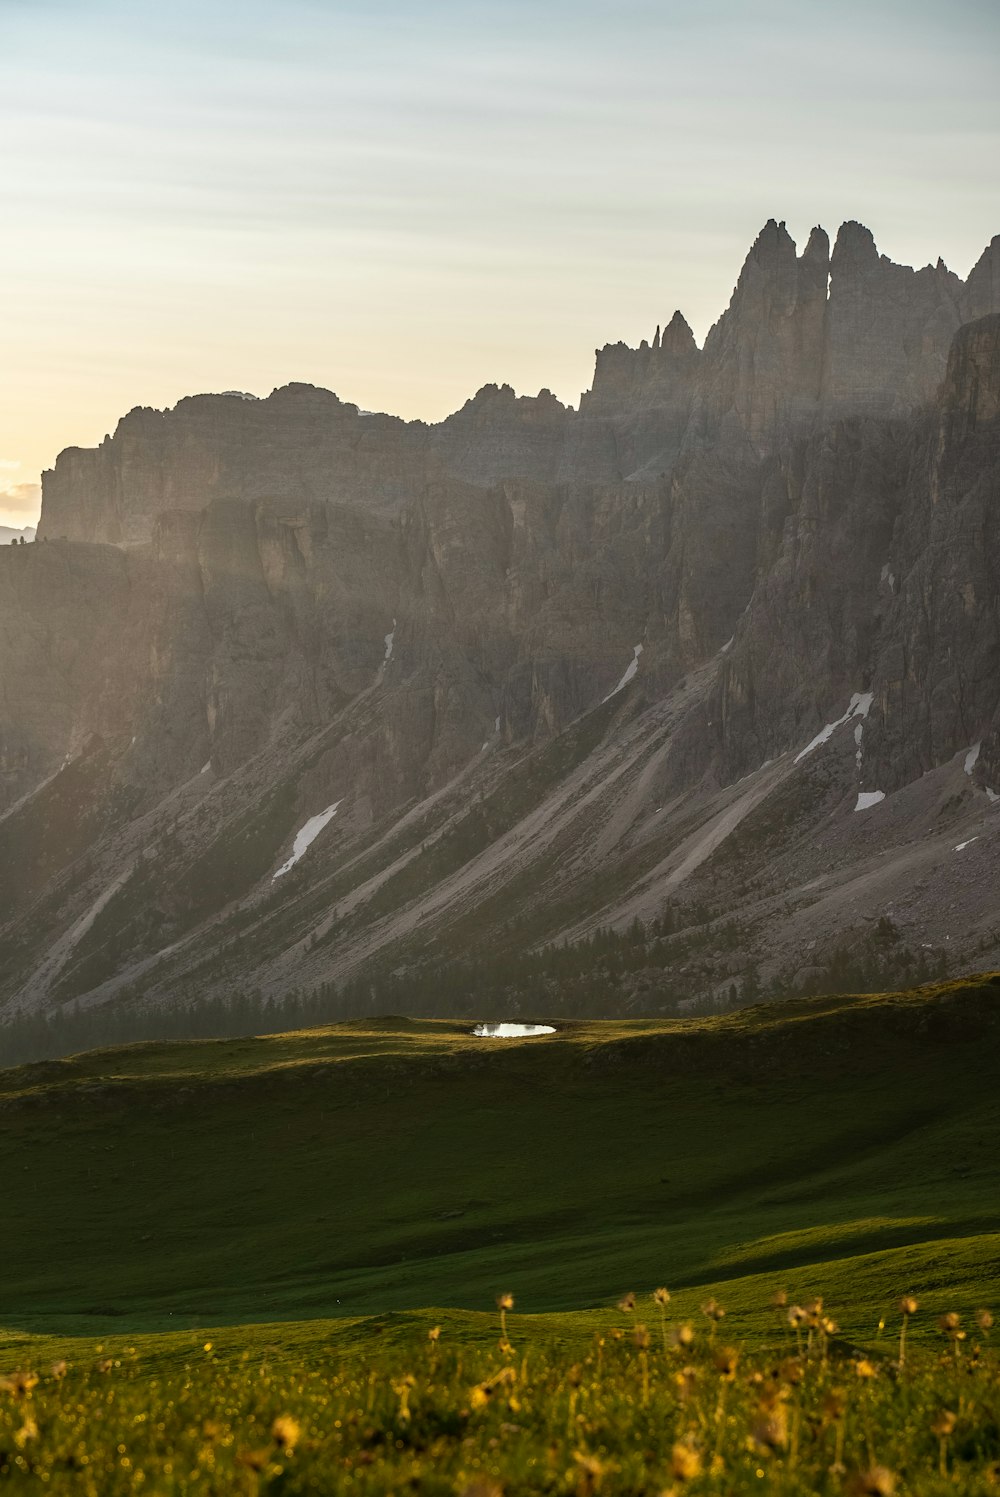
482, 714, 502, 752
854, 721, 864, 770
854, 790, 885, 812
720, 636, 734, 654
795, 692, 874, 764
954, 837, 979, 852
382, 619, 397, 665
200, 761, 211, 774
988, 789, 1000, 805
603, 644, 643, 702
273, 801, 343, 879
965, 743, 981, 775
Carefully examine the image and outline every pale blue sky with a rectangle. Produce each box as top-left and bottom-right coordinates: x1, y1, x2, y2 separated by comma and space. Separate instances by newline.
2, 0, 998, 524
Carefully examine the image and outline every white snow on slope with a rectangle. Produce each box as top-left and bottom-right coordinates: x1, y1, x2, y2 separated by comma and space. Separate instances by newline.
965, 743, 981, 775
955, 838, 979, 852
854, 721, 864, 770
988, 789, 1000, 805
273, 801, 343, 880
481, 714, 502, 752
795, 692, 874, 764
603, 644, 643, 702
854, 790, 885, 812
383, 619, 397, 665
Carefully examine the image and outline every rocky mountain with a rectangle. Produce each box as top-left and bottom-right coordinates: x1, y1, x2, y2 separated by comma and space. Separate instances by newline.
2, 219, 1000, 1047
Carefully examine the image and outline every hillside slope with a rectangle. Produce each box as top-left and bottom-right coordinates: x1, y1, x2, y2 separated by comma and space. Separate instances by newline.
2, 976, 998, 1334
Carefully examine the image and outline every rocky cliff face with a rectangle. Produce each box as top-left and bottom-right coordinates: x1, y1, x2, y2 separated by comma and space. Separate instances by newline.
40, 221, 995, 550
4, 221, 1000, 1031
711, 313, 1000, 791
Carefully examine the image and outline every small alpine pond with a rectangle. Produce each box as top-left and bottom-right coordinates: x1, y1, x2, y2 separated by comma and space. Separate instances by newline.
472, 1023, 556, 1037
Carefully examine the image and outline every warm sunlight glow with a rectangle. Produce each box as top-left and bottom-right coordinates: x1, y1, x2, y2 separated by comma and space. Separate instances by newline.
2, 0, 998, 526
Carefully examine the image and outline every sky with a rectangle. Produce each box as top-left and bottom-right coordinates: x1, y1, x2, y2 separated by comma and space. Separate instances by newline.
1, 0, 998, 528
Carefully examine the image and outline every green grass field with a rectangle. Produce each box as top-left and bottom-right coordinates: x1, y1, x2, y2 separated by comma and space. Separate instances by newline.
1, 977, 999, 1490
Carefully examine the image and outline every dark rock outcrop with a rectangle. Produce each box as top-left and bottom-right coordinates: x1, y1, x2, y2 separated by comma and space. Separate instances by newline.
821, 222, 965, 418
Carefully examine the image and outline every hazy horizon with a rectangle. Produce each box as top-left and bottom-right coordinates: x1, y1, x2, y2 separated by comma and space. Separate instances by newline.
3, 0, 998, 528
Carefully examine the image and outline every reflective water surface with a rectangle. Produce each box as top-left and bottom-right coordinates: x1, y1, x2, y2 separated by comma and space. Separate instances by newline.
472, 1023, 556, 1038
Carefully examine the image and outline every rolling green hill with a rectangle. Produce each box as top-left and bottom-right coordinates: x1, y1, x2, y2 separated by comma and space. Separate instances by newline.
2, 977, 999, 1493
2, 975, 998, 1353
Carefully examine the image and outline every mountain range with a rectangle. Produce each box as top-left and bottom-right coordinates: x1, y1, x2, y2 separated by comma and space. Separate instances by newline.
2, 217, 1000, 1044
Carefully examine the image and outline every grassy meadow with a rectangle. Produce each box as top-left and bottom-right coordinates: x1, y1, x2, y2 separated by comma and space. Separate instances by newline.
1, 975, 999, 1489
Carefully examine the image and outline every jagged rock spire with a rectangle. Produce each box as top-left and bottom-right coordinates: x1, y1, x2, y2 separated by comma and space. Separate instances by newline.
802, 225, 830, 266
831, 220, 879, 270
662, 310, 696, 355
824, 219, 970, 414
962, 234, 1000, 322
